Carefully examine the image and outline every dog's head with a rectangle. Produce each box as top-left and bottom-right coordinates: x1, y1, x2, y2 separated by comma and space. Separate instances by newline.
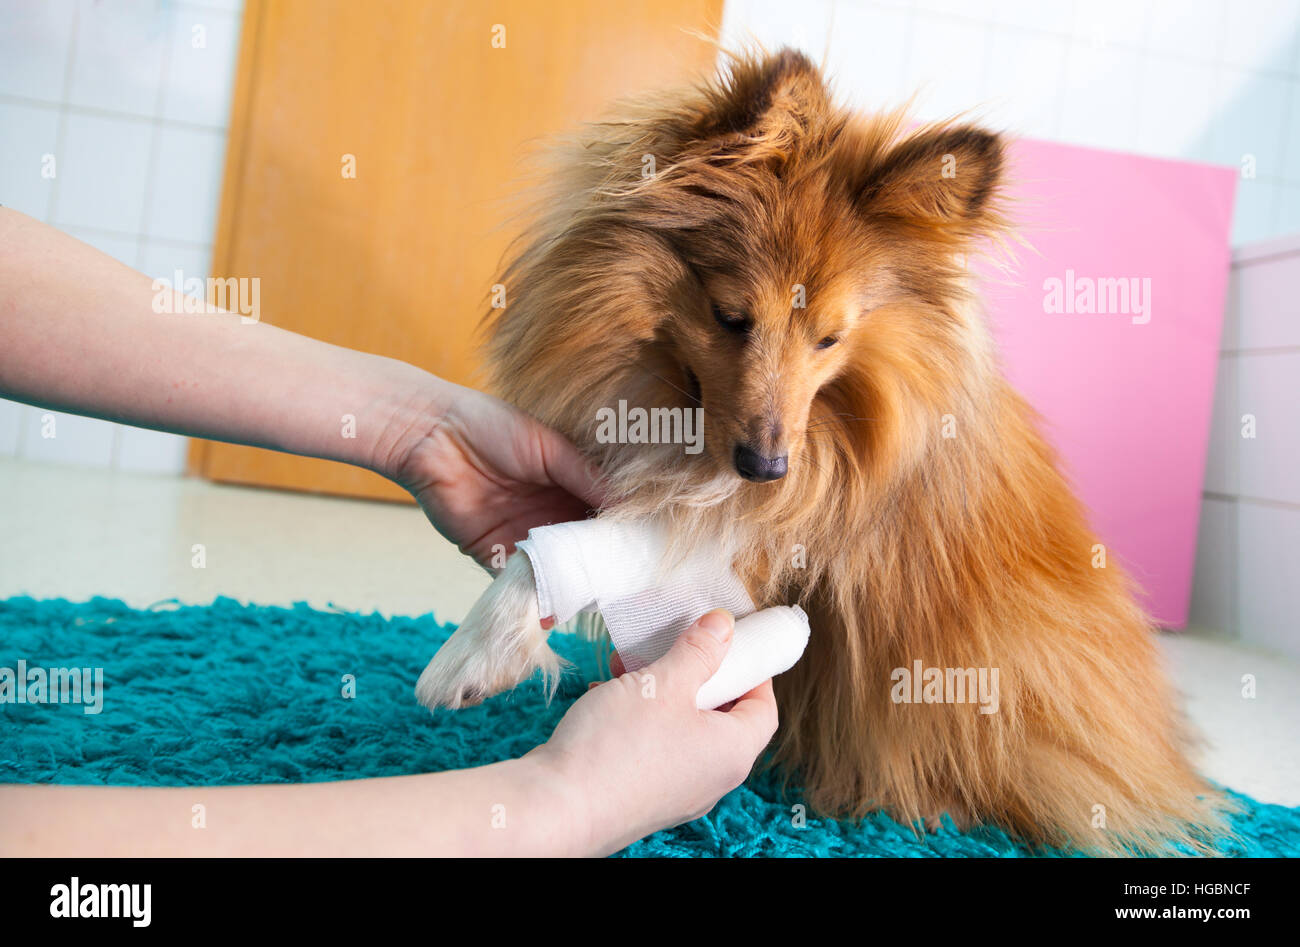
490, 48, 1009, 521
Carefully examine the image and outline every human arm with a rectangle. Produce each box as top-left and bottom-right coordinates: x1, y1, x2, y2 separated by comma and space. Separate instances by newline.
0, 208, 602, 566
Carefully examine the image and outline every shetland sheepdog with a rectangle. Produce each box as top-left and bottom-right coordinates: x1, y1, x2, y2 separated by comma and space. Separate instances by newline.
417, 48, 1227, 855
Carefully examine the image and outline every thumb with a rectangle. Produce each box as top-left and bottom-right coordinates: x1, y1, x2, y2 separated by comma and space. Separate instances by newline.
535, 425, 608, 510
648, 609, 735, 700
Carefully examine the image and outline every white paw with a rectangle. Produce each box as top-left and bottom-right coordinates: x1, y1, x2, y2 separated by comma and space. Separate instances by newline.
415, 553, 561, 709
415, 618, 559, 709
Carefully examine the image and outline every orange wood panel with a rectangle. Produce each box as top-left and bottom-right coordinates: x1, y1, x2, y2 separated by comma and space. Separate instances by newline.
191, 0, 724, 501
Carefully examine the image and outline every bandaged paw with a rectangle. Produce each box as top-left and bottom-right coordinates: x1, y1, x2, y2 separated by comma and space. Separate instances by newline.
515, 518, 810, 709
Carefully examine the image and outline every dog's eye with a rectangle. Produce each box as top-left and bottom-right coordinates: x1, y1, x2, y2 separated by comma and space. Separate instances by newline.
712, 302, 751, 334
816, 336, 839, 350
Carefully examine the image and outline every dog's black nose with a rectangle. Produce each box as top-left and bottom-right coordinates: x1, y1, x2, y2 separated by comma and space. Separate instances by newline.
734, 444, 788, 482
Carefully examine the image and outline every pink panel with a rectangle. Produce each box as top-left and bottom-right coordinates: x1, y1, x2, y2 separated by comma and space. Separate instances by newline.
978, 140, 1236, 628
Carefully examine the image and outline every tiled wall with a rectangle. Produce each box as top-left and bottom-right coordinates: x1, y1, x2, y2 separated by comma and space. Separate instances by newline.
1192, 234, 1300, 658
721, 0, 1300, 244
0, 0, 243, 473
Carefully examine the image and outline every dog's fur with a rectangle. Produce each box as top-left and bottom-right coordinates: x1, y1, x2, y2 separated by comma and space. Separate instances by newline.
417, 48, 1229, 855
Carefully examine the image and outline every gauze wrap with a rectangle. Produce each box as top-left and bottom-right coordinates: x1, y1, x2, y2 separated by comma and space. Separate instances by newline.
515, 518, 810, 709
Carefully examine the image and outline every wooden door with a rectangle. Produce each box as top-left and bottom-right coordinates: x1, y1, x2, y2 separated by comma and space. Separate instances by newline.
192, 0, 723, 500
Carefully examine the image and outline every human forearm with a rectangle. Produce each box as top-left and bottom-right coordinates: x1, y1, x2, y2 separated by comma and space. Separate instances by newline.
0, 755, 585, 857
0, 209, 445, 480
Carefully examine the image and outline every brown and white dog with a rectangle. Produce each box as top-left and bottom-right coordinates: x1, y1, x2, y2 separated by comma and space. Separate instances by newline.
417, 48, 1228, 855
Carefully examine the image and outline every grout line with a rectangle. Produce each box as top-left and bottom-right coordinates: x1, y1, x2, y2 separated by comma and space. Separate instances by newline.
1049, 0, 1075, 141
1232, 230, 1300, 264
1228, 437, 1241, 638
1228, 481, 1240, 638
135, 237, 218, 280
0, 93, 228, 134
12, 406, 29, 463
108, 423, 123, 470
1273, 74, 1297, 235
1221, 345, 1300, 357
1204, 491, 1300, 513
173, 1, 241, 14
1132, 0, 1152, 153
1208, 0, 1228, 171
897, 4, 914, 103
43, 0, 81, 229
18, 0, 83, 462
974, 16, 994, 107
134, 1, 175, 269
50, 221, 212, 252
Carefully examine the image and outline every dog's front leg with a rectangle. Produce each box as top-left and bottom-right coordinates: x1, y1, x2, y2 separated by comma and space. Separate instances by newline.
415, 552, 560, 709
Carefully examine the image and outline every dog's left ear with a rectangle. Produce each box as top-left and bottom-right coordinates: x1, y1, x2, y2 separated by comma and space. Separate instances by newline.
697, 48, 827, 136
693, 48, 831, 158
856, 125, 1004, 227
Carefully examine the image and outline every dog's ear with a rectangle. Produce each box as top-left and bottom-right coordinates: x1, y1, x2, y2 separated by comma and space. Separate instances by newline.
694, 48, 830, 146
856, 125, 1004, 226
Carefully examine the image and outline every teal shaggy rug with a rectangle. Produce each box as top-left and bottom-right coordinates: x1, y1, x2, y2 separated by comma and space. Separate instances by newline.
1, 596, 1296, 857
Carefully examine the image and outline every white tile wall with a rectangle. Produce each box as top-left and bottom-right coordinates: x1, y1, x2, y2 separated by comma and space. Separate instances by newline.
19, 409, 117, 468
0, 401, 22, 456
53, 113, 156, 231
721, 0, 1300, 243
1236, 501, 1300, 657
0, 0, 243, 474
0, 101, 59, 218
1236, 352, 1300, 507
1192, 234, 1300, 658
66, 0, 169, 117
0, 0, 77, 105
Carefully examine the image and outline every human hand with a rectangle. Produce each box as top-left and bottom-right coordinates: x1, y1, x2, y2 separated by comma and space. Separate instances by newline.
387, 379, 606, 569
528, 609, 779, 856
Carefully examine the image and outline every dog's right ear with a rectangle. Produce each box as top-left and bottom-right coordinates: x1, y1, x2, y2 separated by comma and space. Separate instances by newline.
855, 124, 1006, 229
692, 48, 831, 155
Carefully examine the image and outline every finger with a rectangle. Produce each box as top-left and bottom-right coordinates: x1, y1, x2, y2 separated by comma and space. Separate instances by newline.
609, 651, 625, 676
535, 425, 609, 510
645, 609, 735, 699
717, 677, 779, 748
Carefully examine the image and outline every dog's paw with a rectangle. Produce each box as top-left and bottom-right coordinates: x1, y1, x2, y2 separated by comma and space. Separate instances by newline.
415, 552, 561, 710
415, 619, 559, 709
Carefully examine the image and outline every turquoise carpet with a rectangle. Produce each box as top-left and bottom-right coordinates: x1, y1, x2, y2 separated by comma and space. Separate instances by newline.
1, 596, 1296, 857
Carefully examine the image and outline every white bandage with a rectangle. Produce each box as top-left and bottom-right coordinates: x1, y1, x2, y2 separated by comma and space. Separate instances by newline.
516, 518, 810, 709
695, 605, 809, 709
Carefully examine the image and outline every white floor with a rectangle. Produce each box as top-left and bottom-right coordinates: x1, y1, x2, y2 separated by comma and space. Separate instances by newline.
1, 457, 1296, 807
